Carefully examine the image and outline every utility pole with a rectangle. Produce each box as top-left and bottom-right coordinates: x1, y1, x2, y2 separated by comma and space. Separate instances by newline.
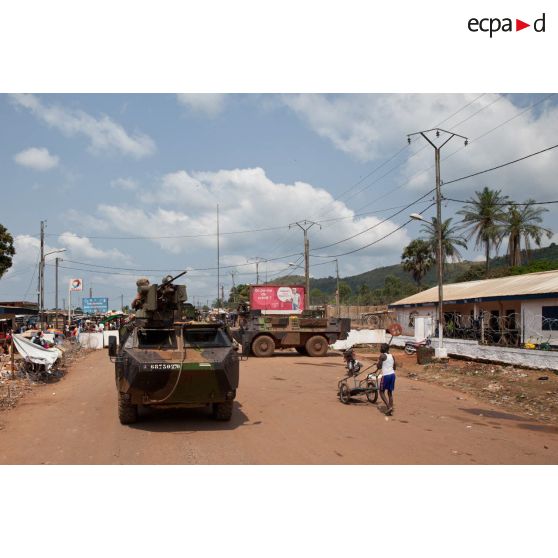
230, 270, 238, 304
216, 204, 220, 309
248, 257, 265, 284
334, 258, 340, 318
120, 294, 124, 312
221, 284, 225, 307
39, 220, 45, 328
55, 257, 61, 328
89, 286, 93, 298
407, 128, 468, 358
289, 220, 320, 310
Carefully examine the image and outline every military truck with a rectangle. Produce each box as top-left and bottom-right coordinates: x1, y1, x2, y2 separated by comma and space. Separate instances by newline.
232, 285, 350, 357
109, 273, 239, 424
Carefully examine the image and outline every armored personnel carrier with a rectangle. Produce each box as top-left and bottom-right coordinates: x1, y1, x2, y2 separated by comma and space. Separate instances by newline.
109, 273, 239, 424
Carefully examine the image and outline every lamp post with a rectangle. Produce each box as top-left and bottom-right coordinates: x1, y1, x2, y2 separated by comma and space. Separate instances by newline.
407, 128, 468, 358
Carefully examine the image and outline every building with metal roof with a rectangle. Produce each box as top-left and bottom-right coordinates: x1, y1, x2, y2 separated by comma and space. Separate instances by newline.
389, 270, 558, 347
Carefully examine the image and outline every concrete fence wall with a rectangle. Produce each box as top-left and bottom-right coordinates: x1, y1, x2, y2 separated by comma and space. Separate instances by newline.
391, 335, 558, 371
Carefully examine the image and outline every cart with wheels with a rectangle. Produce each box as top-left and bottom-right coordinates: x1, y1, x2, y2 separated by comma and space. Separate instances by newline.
338, 367, 381, 405
337, 322, 402, 405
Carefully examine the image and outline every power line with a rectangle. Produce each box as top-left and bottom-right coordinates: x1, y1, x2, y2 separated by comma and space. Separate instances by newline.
441, 93, 556, 166
44, 223, 289, 240
22, 258, 40, 301
434, 93, 486, 128
311, 202, 436, 259
450, 94, 503, 130
442, 143, 558, 186
312, 191, 435, 250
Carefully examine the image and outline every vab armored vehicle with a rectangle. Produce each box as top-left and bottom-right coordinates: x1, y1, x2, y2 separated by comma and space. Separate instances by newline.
109, 273, 239, 424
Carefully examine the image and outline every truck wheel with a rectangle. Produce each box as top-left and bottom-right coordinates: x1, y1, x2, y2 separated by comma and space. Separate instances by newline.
118, 392, 138, 425
305, 335, 329, 357
252, 335, 275, 357
212, 401, 233, 421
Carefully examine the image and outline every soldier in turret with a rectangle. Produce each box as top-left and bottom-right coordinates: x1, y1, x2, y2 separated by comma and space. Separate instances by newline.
131, 277, 150, 310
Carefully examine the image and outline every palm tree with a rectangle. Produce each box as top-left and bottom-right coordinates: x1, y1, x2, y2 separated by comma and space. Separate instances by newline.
457, 187, 508, 275
420, 217, 468, 267
503, 201, 552, 267
401, 239, 434, 290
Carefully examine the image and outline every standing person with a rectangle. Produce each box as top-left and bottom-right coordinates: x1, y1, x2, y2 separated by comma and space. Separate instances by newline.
376, 343, 396, 415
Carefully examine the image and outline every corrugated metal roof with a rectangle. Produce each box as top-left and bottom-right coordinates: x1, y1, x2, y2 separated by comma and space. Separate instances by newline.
390, 269, 558, 307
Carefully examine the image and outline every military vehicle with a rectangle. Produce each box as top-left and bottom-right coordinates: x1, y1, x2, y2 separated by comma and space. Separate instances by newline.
232, 285, 351, 357
108, 273, 239, 424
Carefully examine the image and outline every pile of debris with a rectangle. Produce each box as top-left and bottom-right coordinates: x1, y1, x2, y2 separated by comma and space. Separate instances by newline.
0, 340, 87, 410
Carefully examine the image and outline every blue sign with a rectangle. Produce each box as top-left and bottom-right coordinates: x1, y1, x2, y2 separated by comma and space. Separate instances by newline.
82, 297, 109, 314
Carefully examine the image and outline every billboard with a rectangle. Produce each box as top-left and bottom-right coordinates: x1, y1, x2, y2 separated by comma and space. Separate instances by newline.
82, 297, 109, 314
250, 285, 305, 314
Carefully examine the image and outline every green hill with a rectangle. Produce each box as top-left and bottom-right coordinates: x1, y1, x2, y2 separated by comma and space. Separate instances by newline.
267, 243, 558, 304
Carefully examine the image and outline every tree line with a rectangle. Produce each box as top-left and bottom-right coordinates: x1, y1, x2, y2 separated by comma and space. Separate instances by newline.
401, 187, 553, 289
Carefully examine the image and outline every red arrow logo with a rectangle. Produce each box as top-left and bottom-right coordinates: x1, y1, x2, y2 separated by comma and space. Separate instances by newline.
516, 19, 530, 31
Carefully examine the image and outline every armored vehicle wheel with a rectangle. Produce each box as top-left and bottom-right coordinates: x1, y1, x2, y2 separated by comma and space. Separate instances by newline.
212, 401, 233, 421
252, 335, 275, 357
366, 382, 379, 404
118, 392, 138, 425
296, 347, 307, 355
339, 382, 350, 404
305, 335, 329, 357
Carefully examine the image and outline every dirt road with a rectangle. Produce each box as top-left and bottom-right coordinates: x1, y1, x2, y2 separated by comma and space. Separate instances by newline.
1, 349, 557, 464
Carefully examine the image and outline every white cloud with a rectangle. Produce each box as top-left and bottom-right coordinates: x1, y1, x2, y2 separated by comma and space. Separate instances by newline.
10, 94, 156, 158
176, 93, 226, 117
70, 167, 411, 274
14, 147, 59, 171
111, 177, 138, 191
57, 232, 130, 262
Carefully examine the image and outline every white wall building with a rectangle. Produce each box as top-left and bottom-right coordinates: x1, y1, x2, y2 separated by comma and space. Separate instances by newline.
389, 270, 558, 347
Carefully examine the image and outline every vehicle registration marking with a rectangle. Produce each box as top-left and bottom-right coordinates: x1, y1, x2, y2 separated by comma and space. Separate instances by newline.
146, 363, 181, 371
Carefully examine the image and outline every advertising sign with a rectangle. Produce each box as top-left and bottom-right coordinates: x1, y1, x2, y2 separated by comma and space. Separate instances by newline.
250, 285, 305, 314
82, 297, 109, 314
69, 278, 83, 292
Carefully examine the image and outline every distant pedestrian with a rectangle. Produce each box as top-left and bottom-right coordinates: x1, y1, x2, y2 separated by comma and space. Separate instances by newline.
377, 343, 396, 415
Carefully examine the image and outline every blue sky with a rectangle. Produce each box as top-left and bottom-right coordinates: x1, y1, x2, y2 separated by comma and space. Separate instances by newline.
1, 93, 557, 309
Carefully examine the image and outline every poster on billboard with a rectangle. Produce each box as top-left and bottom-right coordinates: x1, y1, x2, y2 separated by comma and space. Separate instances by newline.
250, 285, 305, 314
82, 297, 109, 314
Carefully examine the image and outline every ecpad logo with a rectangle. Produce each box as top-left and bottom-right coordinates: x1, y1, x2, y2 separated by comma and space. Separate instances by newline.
468, 13, 546, 37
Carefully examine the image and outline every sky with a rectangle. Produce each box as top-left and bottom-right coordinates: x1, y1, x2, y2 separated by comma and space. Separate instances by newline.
1, 92, 558, 310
